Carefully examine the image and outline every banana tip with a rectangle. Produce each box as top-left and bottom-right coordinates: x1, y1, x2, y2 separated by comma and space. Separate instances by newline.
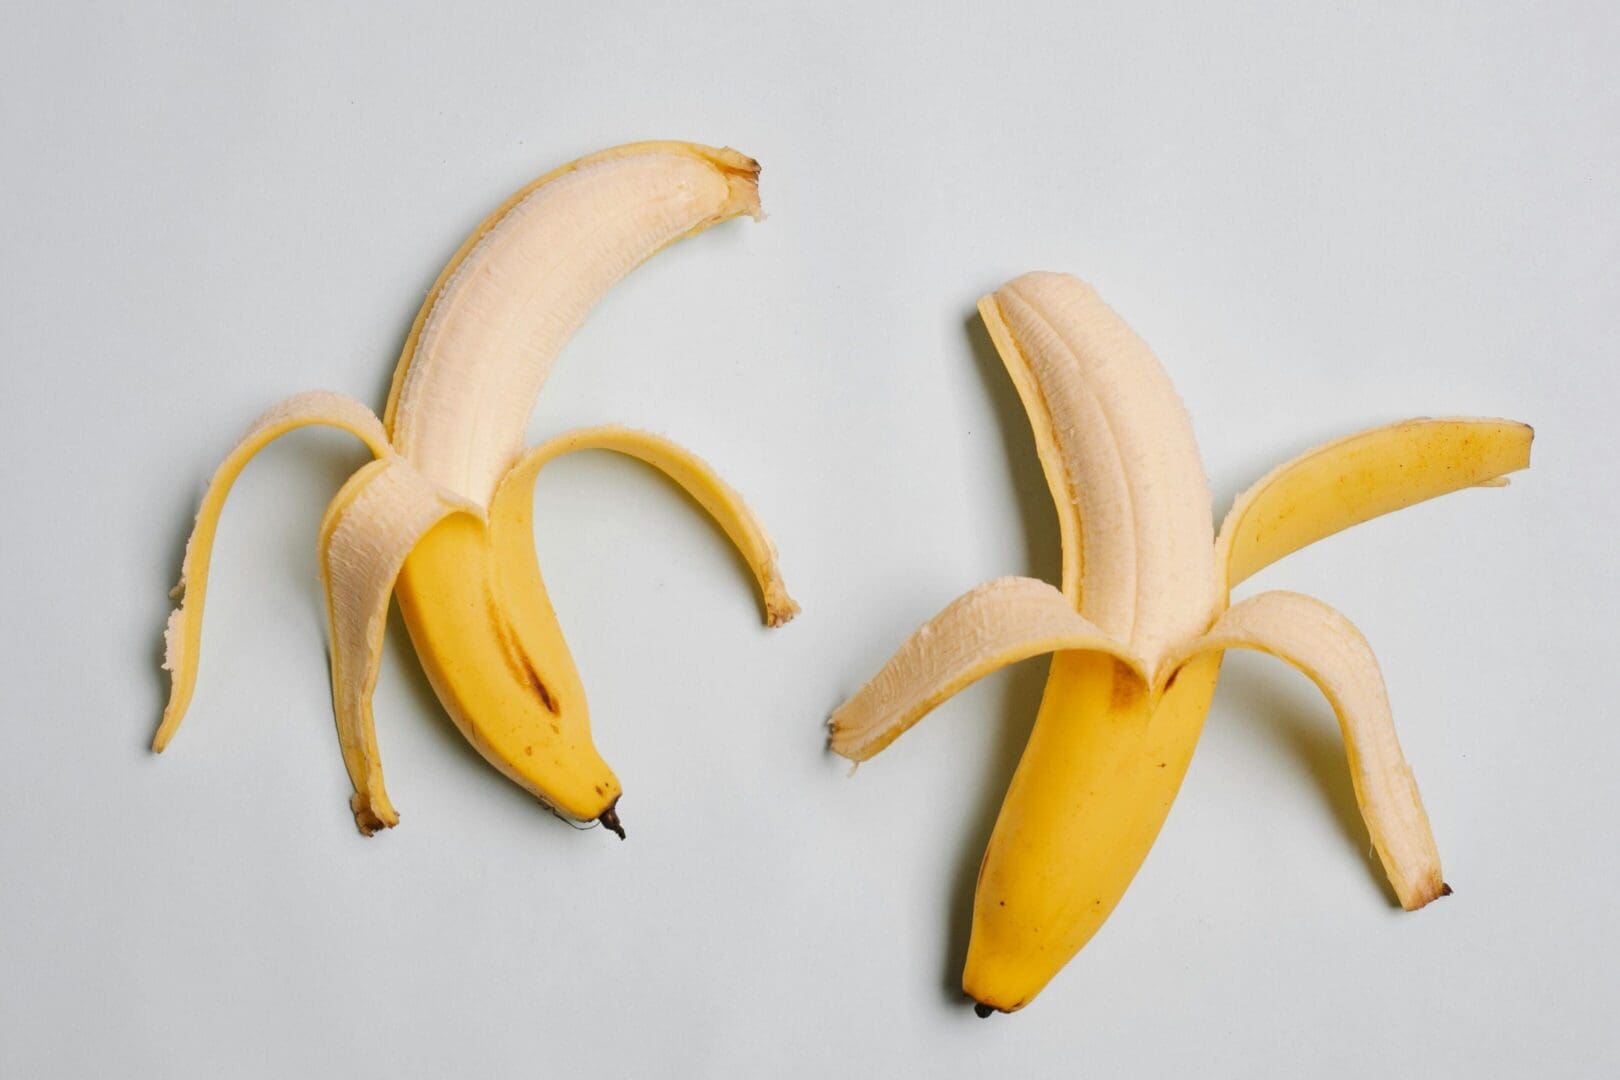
764, 578, 799, 627
598, 803, 626, 840
973, 1002, 996, 1019
766, 598, 800, 628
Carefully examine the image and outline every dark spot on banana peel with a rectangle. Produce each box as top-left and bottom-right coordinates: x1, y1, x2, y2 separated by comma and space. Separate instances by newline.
519, 655, 559, 714
483, 590, 559, 714
1109, 672, 1140, 710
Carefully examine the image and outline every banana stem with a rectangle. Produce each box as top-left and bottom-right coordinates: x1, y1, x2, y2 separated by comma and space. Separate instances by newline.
598, 802, 626, 840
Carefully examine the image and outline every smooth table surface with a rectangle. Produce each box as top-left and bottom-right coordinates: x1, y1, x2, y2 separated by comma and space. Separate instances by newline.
3, 3, 1616, 1076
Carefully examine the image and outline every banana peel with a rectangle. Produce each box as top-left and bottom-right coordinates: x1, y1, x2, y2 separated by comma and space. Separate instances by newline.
830, 271, 1531, 1014
156, 141, 795, 836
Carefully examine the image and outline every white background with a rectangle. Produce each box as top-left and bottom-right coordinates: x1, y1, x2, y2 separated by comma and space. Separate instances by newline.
3, 3, 1616, 1076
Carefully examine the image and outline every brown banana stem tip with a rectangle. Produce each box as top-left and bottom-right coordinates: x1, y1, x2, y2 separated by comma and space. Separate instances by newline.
598, 802, 626, 840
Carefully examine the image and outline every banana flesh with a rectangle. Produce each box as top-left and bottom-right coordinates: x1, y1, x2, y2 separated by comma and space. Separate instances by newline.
832, 272, 1531, 1013
156, 142, 794, 835
386, 142, 762, 506
985, 274, 1219, 653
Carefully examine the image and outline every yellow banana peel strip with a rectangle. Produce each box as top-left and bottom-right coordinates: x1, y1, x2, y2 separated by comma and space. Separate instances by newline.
318, 456, 479, 834
829, 577, 1144, 762
1167, 590, 1448, 910
156, 391, 389, 751
1219, 417, 1533, 588
492, 426, 798, 629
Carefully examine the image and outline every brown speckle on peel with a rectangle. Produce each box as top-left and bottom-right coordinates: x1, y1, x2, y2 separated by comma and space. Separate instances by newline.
524, 745, 533, 756
483, 590, 559, 714
1109, 673, 1139, 710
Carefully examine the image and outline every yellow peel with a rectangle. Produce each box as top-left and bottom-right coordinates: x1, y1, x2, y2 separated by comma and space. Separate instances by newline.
828, 577, 1144, 762
1169, 590, 1447, 910
492, 426, 798, 628
155, 391, 389, 752
1219, 418, 1533, 588
317, 457, 477, 834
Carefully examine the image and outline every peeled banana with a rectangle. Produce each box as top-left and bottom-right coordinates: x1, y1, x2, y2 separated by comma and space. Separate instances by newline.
156, 141, 796, 836
830, 272, 1531, 1014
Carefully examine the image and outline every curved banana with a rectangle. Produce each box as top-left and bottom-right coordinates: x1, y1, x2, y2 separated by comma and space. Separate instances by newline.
831, 271, 1531, 1014
156, 141, 795, 837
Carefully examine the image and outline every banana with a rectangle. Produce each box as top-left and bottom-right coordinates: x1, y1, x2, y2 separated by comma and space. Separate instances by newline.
830, 272, 1531, 1014
155, 141, 796, 836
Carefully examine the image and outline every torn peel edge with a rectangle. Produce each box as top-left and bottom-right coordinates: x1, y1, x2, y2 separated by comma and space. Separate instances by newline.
764, 576, 800, 627
1405, 878, 1453, 911
351, 791, 400, 837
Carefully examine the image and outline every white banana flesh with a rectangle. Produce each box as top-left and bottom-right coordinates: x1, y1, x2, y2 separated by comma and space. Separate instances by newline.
985, 274, 1219, 655
387, 143, 762, 506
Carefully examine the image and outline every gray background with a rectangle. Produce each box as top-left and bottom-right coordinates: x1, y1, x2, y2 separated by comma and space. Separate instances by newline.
3, 2, 1616, 1076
